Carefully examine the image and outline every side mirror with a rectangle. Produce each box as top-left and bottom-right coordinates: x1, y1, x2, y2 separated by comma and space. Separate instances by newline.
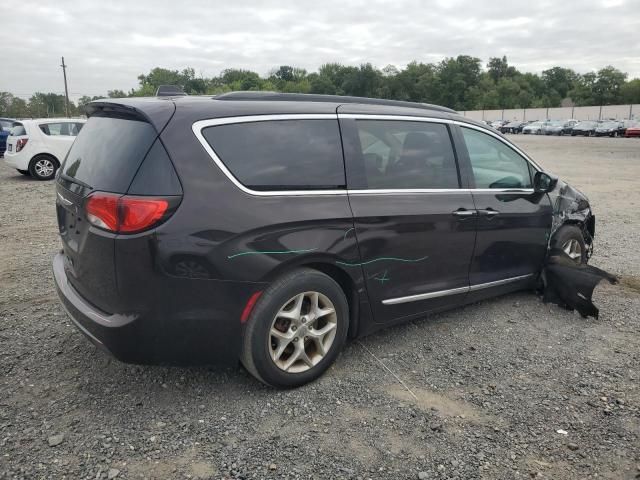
533, 171, 557, 193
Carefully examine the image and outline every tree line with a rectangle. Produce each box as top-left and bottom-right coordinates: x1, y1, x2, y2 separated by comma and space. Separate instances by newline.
1, 56, 640, 119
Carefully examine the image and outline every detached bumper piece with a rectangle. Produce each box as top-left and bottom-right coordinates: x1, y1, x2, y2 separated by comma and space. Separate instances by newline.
542, 248, 618, 318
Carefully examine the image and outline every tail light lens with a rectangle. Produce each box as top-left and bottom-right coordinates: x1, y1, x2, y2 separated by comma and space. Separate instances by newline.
86, 192, 178, 234
16, 138, 28, 152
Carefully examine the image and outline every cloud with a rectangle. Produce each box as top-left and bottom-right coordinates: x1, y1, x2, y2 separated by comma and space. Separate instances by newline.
0, 0, 638, 101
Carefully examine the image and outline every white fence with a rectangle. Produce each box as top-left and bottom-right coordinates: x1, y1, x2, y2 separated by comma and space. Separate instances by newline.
461, 104, 639, 122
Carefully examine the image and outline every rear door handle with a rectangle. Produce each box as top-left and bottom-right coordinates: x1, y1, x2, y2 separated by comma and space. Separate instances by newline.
452, 208, 477, 218
478, 208, 500, 218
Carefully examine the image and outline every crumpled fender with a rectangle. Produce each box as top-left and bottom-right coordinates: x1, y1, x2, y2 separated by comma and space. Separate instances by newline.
547, 179, 595, 259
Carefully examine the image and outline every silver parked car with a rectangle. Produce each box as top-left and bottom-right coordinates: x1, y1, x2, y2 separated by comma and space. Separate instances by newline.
542, 121, 564, 136
522, 121, 545, 135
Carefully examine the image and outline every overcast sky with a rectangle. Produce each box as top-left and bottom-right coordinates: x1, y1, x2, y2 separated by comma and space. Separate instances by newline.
1, 0, 639, 102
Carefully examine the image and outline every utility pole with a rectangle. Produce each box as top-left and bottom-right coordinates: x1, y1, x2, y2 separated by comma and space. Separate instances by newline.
61, 56, 70, 118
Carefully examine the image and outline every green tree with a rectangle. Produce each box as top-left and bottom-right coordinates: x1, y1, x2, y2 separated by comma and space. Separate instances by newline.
593, 66, 627, 105
487, 56, 517, 82
541, 67, 577, 99
621, 79, 640, 104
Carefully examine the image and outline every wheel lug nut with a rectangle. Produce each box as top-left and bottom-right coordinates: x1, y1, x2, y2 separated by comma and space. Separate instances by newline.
293, 337, 298, 342
291, 326, 297, 331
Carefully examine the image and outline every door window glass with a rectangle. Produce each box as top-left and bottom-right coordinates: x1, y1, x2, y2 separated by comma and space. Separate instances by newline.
461, 127, 533, 189
353, 120, 459, 189
202, 120, 345, 191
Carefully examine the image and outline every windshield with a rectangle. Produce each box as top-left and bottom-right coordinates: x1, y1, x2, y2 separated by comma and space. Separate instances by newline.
529, 122, 543, 127
600, 122, 618, 128
577, 121, 597, 128
548, 121, 564, 127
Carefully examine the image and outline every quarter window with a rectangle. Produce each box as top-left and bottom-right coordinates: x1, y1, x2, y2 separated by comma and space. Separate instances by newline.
461, 128, 533, 189
353, 120, 459, 189
202, 120, 345, 191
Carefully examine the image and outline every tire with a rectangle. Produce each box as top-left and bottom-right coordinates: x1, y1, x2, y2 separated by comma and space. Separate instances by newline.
551, 225, 587, 264
17, 169, 30, 176
241, 268, 349, 388
28, 154, 58, 180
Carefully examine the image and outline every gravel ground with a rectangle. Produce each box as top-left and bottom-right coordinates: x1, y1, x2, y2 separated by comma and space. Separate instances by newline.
1, 135, 639, 480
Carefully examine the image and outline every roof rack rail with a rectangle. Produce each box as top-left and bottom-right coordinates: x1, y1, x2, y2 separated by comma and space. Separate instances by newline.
215, 91, 457, 114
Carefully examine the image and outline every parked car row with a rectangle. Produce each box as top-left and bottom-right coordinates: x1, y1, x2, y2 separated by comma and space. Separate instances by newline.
488, 119, 639, 137
3, 118, 86, 179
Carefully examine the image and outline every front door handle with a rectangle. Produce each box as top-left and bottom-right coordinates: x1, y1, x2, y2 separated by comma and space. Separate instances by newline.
452, 208, 477, 218
478, 208, 500, 218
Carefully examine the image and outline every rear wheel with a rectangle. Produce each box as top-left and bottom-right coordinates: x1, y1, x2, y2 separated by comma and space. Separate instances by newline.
241, 269, 349, 388
552, 225, 587, 264
29, 155, 58, 180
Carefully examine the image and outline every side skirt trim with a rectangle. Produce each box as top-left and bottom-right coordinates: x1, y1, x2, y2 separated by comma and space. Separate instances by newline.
381, 273, 534, 305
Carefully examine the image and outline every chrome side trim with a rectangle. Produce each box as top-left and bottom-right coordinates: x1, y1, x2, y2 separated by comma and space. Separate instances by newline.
382, 286, 469, 305
381, 273, 535, 305
192, 113, 542, 197
468, 273, 534, 291
347, 188, 534, 195
192, 114, 347, 197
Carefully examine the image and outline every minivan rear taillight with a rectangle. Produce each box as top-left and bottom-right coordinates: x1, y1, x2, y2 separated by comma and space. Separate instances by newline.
16, 138, 28, 152
86, 192, 179, 234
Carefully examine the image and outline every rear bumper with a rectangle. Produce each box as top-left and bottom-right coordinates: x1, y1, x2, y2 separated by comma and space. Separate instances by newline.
4, 151, 28, 170
53, 252, 263, 366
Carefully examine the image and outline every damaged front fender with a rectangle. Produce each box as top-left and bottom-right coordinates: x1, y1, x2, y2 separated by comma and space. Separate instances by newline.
547, 179, 595, 259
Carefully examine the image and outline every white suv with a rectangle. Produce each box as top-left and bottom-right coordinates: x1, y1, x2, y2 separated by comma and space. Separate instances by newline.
5, 118, 86, 180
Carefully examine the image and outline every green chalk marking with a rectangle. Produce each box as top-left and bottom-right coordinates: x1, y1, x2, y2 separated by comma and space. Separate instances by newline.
374, 270, 390, 284
336, 255, 429, 267
227, 248, 317, 260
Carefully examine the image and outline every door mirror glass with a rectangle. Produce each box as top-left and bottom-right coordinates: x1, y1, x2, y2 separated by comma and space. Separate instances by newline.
533, 171, 557, 193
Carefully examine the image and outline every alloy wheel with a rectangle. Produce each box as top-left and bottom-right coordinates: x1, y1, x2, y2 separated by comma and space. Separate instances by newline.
34, 158, 55, 178
562, 239, 582, 262
268, 291, 338, 373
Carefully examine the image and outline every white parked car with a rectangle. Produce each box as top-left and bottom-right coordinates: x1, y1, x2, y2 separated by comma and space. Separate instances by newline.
4, 118, 86, 180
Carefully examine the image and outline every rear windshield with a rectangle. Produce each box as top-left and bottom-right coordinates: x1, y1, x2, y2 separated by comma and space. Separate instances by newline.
10, 124, 26, 136
202, 119, 345, 191
61, 116, 157, 192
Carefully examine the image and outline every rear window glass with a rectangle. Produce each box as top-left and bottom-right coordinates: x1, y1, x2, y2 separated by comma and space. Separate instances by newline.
41, 122, 84, 136
61, 116, 157, 192
10, 124, 26, 136
202, 120, 345, 190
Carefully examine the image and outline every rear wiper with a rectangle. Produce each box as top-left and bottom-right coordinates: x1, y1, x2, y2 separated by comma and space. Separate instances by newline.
60, 173, 93, 190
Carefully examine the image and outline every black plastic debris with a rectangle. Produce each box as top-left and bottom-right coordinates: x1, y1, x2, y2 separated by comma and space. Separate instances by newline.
542, 248, 618, 318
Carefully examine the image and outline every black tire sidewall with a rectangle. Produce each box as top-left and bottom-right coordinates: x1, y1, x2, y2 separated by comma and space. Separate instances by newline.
551, 225, 587, 264
29, 155, 58, 181
243, 269, 349, 388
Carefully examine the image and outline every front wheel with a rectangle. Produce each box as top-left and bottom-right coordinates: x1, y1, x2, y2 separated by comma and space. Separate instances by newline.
29, 155, 58, 180
552, 225, 587, 264
241, 269, 349, 388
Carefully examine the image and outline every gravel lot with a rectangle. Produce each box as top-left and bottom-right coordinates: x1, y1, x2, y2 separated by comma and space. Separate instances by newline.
1, 135, 639, 480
